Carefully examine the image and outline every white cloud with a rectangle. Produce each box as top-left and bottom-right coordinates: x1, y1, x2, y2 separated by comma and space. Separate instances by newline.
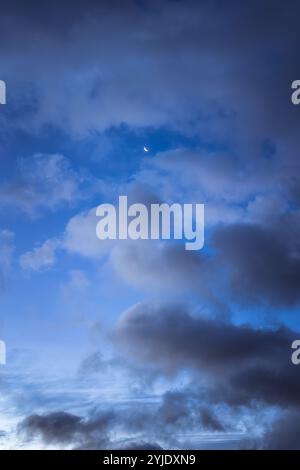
0, 153, 98, 216
20, 238, 59, 272
20, 205, 114, 272
63, 207, 114, 258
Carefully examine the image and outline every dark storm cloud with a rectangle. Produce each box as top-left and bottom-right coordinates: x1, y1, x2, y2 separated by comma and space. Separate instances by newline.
227, 365, 300, 408
112, 302, 292, 374
19, 410, 115, 449
213, 222, 300, 307
18, 390, 229, 449
14, 301, 300, 449
112, 302, 300, 409
20, 412, 82, 444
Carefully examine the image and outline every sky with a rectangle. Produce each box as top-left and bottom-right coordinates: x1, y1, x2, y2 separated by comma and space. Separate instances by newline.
1, 0, 300, 450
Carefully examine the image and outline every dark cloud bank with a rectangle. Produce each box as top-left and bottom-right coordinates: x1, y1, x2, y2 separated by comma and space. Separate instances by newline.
19, 303, 300, 449
19, 391, 224, 450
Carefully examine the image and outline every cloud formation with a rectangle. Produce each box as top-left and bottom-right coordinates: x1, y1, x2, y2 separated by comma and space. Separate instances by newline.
19, 411, 114, 449
2, 0, 300, 450
112, 302, 299, 409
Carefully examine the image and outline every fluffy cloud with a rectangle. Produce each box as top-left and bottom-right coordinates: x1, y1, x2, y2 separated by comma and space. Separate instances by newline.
20, 207, 111, 271
63, 207, 114, 258
0, 153, 96, 215
111, 240, 209, 294
19, 238, 59, 272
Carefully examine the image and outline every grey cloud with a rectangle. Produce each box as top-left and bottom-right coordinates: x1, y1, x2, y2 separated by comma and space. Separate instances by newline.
0, 0, 299, 145
112, 302, 300, 411
213, 222, 300, 307
159, 390, 225, 432
0, 153, 98, 215
112, 302, 292, 375
20, 412, 82, 444
19, 410, 115, 449
109, 204, 300, 308
111, 241, 209, 294
18, 392, 229, 450
242, 410, 300, 449
78, 351, 106, 376
121, 442, 163, 450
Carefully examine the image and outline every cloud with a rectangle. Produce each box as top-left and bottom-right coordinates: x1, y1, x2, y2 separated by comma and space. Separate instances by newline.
135, 147, 300, 231
256, 411, 300, 450
213, 222, 300, 307
159, 390, 225, 432
19, 411, 114, 449
4, 0, 300, 450
112, 302, 292, 375
121, 442, 163, 450
0, 0, 299, 146
139, 149, 264, 206
78, 351, 106, 376
63, 207, 114, 258
112, 301, 300, 412
20, 412, 82, 444
18, 387, 231, 449
20, 238, 59, 272
111, 240, 209, 294
3, 317, 292, 450
20, 206, 112, 271
0, 153, 96, 215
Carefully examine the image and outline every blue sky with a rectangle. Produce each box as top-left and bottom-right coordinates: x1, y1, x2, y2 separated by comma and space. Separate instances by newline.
0, 0, 300, 450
